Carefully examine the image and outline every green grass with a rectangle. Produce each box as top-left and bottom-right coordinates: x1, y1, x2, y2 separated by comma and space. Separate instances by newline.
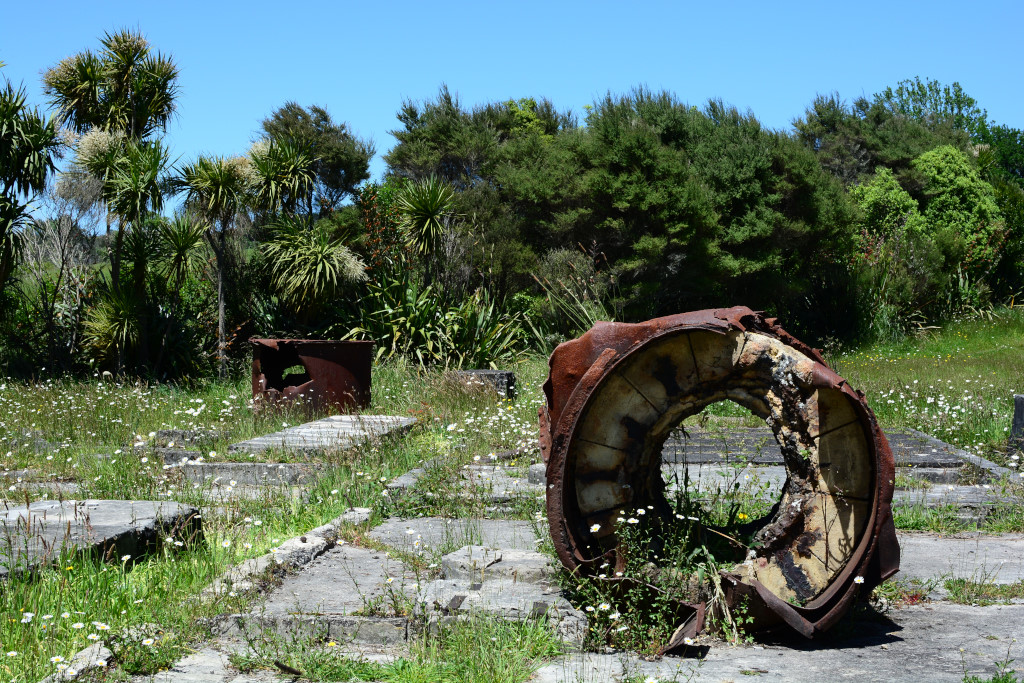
0, 355, 552, 681
231, 614, 565, 682
829, 307, 1024, 469
945, 577, 1024, 606
871, 576, 937, 607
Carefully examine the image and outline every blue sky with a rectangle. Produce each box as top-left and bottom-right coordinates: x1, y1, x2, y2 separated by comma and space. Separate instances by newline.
2, 0, 1022, 183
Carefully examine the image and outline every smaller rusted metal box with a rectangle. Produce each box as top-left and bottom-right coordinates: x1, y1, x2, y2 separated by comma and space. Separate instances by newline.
250, 339, 373, 413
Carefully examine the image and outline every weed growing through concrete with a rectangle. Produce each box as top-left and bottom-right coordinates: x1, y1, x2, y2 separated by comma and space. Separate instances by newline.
563, 496, 758, 654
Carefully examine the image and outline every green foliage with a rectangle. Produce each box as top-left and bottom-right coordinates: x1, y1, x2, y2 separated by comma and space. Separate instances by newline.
396, 174, 457, 256
248, 139, 317, 216
913, 145, 1004, 272
386, 87, 858, 338
174, 154, 251, 376
175, 155, 250, 227
260, 101, 373, 213
568, 92, 855, 325
104, 138, 169, 228
0, 76, 61, 293
42, 28, 179, 140
793, 92, 967, 189
157, 213, 208, 287
358, 178, 410, 276
347, 275, 524, 369
988, 176, 1024, 298
981, 124, 1024, 185
873, 76, 988, 140
527, 248, 617, 353
82, 284, 142, 363
262, 215, 366, 320
440, 287, 526, 369
348, 178, 526, 368
848, 167, 943, 339
850, 167, 927, 240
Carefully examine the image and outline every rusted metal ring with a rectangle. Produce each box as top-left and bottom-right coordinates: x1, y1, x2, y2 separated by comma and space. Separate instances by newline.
540, 307, 899, 646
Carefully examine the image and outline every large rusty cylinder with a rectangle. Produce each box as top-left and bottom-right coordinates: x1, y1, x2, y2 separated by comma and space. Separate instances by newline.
540, 307, 900, 645
250, 339, 373, 414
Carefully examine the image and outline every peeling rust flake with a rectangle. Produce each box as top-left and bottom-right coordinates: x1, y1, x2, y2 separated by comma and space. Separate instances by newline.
540, 306, 899, 646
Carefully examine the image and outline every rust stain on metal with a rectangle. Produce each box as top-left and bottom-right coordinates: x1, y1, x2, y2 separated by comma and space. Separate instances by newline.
250, 339, 373, 413
539, 306, 900, 650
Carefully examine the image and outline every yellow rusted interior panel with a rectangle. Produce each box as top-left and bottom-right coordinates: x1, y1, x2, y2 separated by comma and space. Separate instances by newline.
577, 479, 631, 516
690, 330, 747, 383
618, 333, 699, 413
575, 374, 661, 451
573, 440, 629, 473
816, 421, 872, 499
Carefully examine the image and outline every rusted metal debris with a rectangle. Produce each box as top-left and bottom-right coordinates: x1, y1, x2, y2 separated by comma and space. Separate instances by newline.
250, 339, 373, 413
539, 306, 900, 651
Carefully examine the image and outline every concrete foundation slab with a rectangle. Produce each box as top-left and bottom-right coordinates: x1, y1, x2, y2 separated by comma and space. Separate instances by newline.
0, 499, 200, 578
897, 532, 1024, 584
229, 415, 416, 454
441, 545, 554, 583
369, 517, 541, 555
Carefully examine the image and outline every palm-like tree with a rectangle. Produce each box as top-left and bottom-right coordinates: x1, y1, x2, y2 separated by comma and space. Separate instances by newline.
174, 156, 250, 377
105, 139, 168, 289
157, 214, 208, 290
45, 29, 179, 297
248, 141, 317, 216
396, 175, 457, 287
396, 175, 457, 256
152, 214, 208, 375
0, 77, 60, 301
262, 216, 366, 323
79, 138, 168, 372
43, 29, 179, 140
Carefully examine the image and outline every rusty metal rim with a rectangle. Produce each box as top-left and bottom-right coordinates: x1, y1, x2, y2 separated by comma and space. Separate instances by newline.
542, 307, 899, 644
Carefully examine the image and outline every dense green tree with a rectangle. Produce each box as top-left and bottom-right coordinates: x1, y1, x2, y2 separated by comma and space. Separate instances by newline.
912, 145, 1004, 273
386, 86, 496, 185
849, 167, 927, 240
386, 88, 857, 335
793, 93, 967, 191
570, 92, 856, 324
872, 77, 988, 140
980, 125, 1024, 185
260, 102, 373, 214
385, 86, 572, 185
847, 167, 944, 338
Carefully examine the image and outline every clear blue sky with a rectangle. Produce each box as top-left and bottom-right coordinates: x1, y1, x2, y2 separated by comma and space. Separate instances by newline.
3, 0, 1022, 184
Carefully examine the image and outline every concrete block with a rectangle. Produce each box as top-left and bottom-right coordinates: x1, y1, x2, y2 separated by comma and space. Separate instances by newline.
454, 370, 516, 400
0, 499, 201, 578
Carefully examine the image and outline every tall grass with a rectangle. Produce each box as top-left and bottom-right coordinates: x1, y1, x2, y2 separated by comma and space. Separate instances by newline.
830, 306, 1024, 467
0, 355, 552, 680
